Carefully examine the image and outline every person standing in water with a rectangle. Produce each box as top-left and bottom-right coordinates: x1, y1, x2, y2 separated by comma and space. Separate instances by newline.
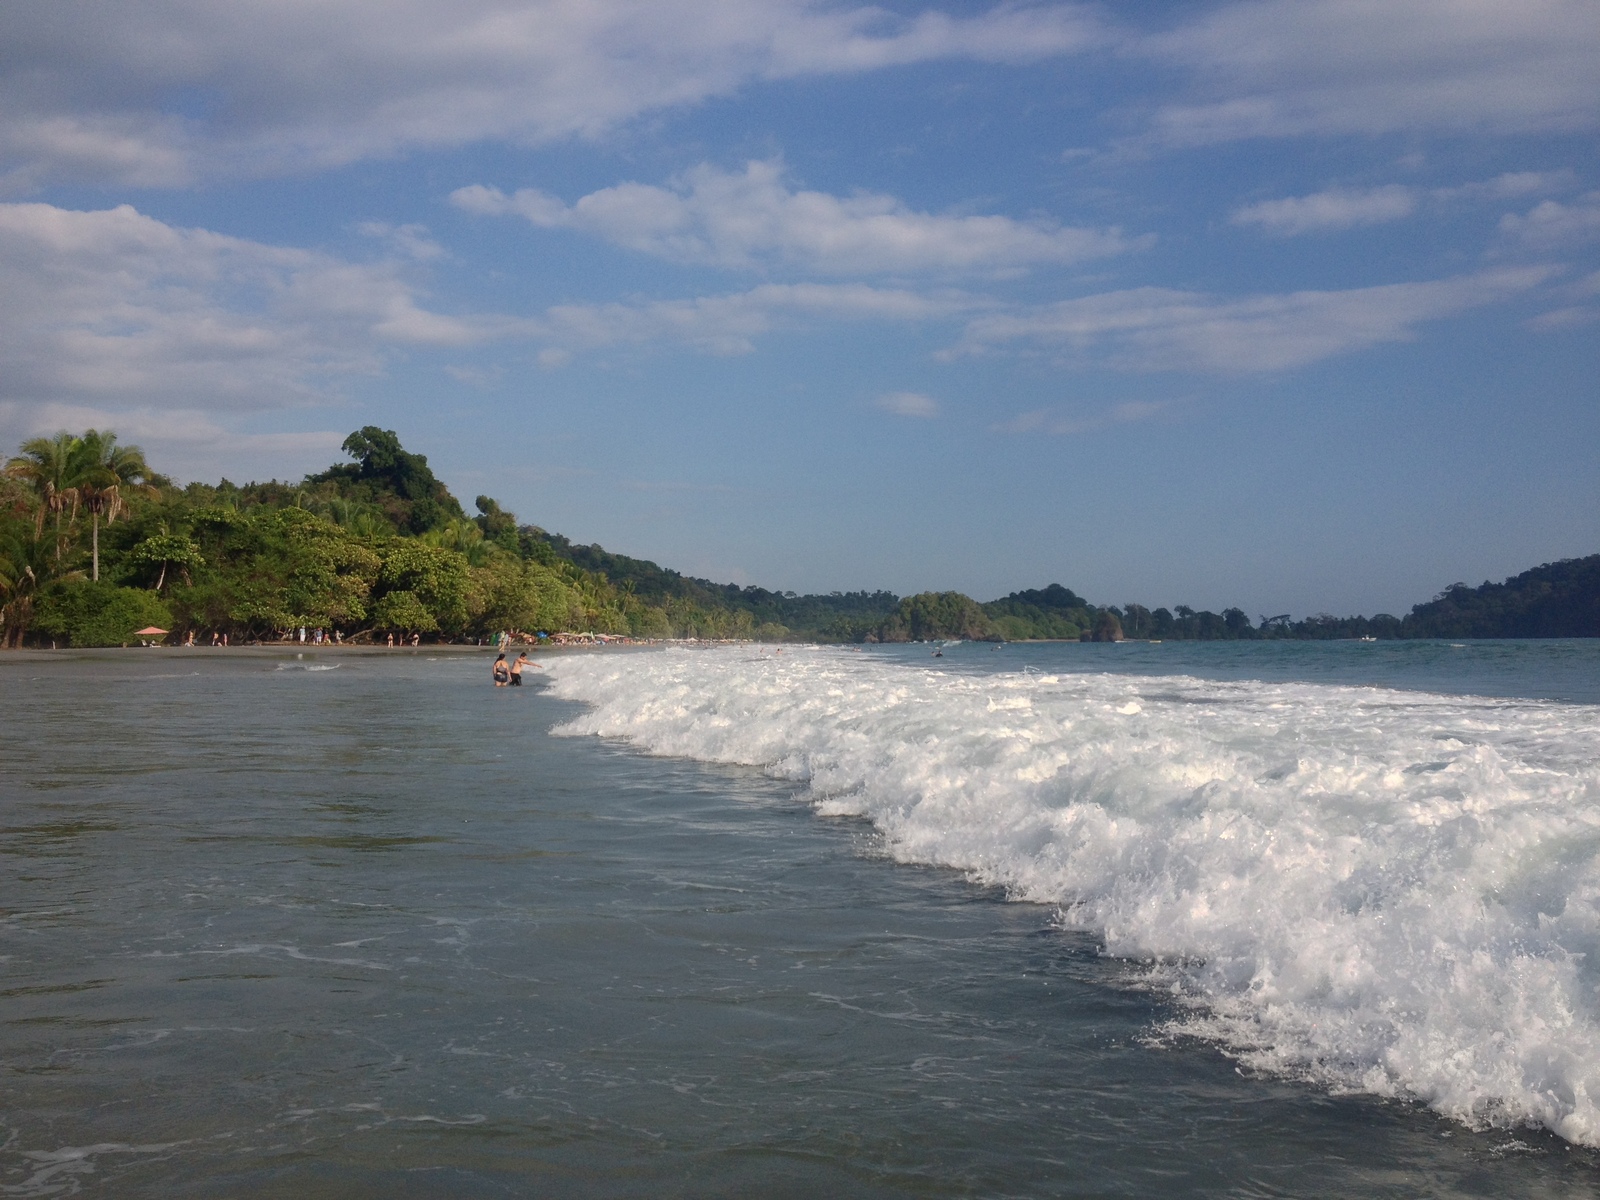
492, 654, 510, 686
509, 652, 540, 686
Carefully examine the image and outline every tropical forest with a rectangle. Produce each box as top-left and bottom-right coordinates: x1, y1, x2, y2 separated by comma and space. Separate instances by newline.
2, 427, 1596, 647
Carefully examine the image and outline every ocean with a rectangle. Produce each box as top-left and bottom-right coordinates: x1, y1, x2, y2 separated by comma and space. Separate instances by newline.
2, 639, 1599, 1197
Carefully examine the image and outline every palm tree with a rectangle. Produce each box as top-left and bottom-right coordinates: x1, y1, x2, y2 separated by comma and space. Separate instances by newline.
67, 431, 157, 582
5, 431, 82, 542
0, 523, 55, 648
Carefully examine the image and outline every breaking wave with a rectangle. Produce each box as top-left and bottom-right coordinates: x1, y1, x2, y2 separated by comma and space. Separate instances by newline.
544, 646, 1600, 1143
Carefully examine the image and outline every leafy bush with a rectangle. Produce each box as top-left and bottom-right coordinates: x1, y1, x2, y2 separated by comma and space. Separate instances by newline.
35, 581, 171, 647
370, 589, 438, 633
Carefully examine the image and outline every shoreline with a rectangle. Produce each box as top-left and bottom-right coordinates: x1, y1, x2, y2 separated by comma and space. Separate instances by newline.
0, 639, 698, 660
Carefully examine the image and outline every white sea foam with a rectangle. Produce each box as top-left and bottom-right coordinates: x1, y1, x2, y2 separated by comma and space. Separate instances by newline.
544, 646, 1600, 1143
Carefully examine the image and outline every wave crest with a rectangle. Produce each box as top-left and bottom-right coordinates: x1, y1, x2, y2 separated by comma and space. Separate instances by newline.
546, 647, 1600, 1143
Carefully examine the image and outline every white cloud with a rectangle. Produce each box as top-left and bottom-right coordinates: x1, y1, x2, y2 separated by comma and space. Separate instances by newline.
1231, 185, 1417, 235
453, 159, 1139, 274
0, 1, 1104, 187
951, 266, 1554, 372
1437, 171, 1573, 201
356, 221, 446, 261
0, 401, 347, 485
3, 2, 1592, 189
0, 202, 986, 388
1144, 0, 1600, 145
1525, 267, 1600, 330
992, 399, 1171, 435
876, 391, 940, 418
1526, 306, 1600, 331
443, 363, 505, 387
0, 202, 518, 416
1498, 193, 1600, 248
538, 282, 982, 356
1229, 172, 1574, 236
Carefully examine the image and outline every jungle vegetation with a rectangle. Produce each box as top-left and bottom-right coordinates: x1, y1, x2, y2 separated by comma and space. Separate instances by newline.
3, 427, 1595, 646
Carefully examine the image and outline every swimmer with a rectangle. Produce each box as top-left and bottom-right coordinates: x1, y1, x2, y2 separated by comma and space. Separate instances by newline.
492, 653, 510, 686
509, 651, 540, 686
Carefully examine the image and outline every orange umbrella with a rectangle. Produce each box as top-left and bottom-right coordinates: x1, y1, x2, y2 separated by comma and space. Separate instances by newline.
134, 626, 168, 636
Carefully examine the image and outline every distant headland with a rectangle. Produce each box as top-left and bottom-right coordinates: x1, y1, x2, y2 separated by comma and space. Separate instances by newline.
3, 427, 1595, 648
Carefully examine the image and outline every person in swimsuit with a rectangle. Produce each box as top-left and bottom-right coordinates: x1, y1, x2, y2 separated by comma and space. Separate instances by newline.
492, 653, 510, 686
509, 652, 540, 686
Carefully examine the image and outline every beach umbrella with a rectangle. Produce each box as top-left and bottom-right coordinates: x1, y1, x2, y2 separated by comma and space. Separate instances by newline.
134, 626, 168, 636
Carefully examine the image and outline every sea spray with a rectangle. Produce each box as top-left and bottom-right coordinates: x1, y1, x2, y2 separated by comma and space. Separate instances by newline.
544, 646, 1600, 1144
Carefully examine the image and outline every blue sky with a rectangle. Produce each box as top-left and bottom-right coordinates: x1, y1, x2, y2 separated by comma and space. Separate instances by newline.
2, 0, 1596, 616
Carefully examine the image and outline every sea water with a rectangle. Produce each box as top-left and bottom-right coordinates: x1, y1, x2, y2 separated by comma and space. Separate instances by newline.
2, 642, 1599, 1197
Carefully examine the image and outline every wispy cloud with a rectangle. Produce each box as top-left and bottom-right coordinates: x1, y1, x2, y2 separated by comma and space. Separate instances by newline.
452, 159, 1140, 275
356, 221, 446, 261
1231, 185, 1417, 235
1231, 172, 1574, 236
0, 202, 992, 410
3, 1, 1594, 192
0, 400, 347, 484
950, 267, 1555, 372
1437, 171, 1573, 202
1142, 0, 1600, 145
1525, 267, 1600, 330
443, 363, 504, 387
0, 201, 524, 411
991, 399, 1172, 435
1498, 192, 1600, 249
0, 1, 1106, 188
875, 391, 939, 418
537, 282, 984, 356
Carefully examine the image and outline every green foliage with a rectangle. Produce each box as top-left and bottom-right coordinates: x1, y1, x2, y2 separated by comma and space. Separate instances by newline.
375, 542, 469, 633
370, 590, 438, 633
474, 495, 520, 551
307, 426, 465, 534
6, 428, 159, 582
519, 525, 901, 640
1399, 557, 1600, 638
6, 427, 1596, 648
419, 518, 496, 567
159, 506, 382, 635
126, 530, 204, 590
873, 591, 998, 643
35, 580, 171, 647
0, 519, 54, 648
983, 584, 1093, 640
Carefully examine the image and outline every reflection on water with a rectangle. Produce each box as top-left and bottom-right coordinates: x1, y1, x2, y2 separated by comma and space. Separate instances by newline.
1, 647, 1598, 1198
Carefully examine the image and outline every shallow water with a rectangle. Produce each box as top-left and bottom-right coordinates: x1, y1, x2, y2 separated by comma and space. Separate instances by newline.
2, 644, 1599, 1196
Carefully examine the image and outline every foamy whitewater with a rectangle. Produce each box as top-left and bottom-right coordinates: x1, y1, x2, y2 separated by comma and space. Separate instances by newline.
545, 646, 1600, 1144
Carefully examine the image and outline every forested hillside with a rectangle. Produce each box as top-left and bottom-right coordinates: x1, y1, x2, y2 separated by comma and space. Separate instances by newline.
1400, 557, 1600, 638
0, 428, 761, 647
3, 427, 1594, 646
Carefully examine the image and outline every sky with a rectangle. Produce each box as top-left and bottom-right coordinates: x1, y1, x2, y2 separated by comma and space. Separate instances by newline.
1, 0, 1596, 617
